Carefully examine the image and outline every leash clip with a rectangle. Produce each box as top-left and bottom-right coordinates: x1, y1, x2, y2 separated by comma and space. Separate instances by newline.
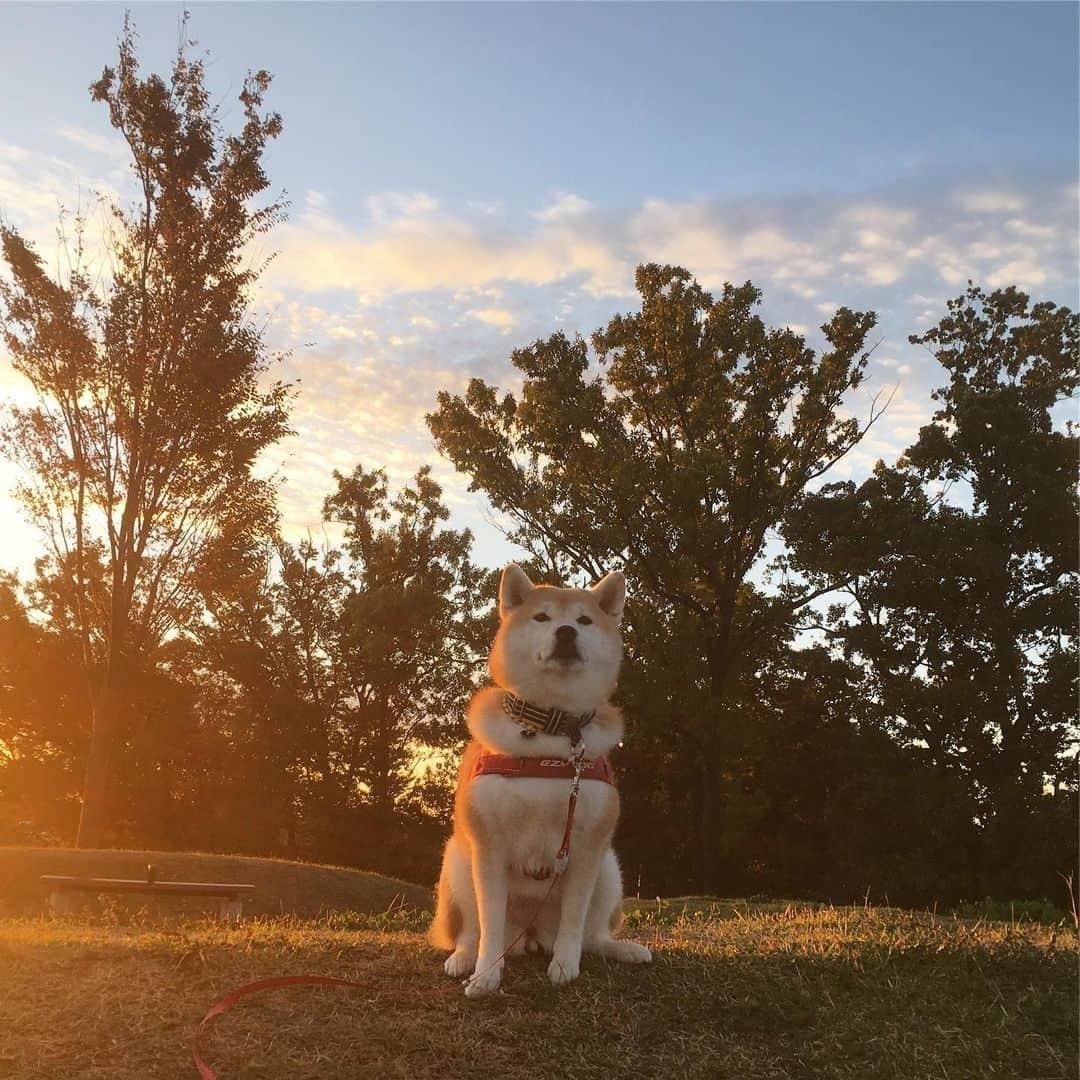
568, 737, 586, 783
551, 735, 587, 880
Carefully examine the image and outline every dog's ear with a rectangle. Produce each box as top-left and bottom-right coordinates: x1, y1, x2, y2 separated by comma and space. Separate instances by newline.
499, 563, 535, 616
591, 570, 626, 621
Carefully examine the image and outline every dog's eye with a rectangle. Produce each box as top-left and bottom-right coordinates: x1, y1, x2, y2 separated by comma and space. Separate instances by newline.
532, 612, 551, 622
577, 615, 593, 626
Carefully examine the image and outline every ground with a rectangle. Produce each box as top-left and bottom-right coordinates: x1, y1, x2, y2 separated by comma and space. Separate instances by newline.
0, 851, 1075, 1079
0, 847, 430, 919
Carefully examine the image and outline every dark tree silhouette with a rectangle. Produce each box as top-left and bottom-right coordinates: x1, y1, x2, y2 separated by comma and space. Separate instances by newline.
787, 284, 1079, 896
428, 263, 885, 890
0, 21, 291, 845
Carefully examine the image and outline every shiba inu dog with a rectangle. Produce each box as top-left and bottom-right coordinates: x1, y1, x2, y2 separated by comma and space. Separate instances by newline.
429, 563, 652, 997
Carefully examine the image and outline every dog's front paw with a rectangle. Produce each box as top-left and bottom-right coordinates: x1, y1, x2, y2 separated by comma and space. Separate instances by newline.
444, 947, 477, 978
464, 963, 502, 998
609, 940, 652, 964
547, 953, 580, 986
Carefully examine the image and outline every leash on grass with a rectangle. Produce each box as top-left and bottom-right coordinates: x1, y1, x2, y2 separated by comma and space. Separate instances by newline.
191, 743, 587, 1079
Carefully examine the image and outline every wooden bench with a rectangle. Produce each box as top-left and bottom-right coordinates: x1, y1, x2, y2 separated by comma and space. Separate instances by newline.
42, 869, 255, 919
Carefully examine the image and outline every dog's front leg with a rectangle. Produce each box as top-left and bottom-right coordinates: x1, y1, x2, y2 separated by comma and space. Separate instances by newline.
548, 841, 605, 986
464, 849, 509, 998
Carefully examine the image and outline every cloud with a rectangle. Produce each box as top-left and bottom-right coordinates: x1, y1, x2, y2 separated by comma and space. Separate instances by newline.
366, 191, 440, 225
955, 189, 1027, 214
985, 258, 1047, 288
1, 134, 1075, 576
55, 125, 127, 160
467, 307, 515, 329
269, 189, 634, 299
534, 192, 593, 223
267, 175, 1075, 316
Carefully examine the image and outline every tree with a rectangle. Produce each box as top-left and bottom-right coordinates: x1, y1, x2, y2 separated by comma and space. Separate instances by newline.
787, 284, 1078, 897
428, 263, 883, 890
0, 573, 88, 842
0, 21, 291, 845
191, 465, 492, 872
320, 464, 493, 811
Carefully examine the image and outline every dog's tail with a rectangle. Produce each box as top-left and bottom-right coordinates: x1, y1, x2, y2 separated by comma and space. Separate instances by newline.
427, 842, 462, 950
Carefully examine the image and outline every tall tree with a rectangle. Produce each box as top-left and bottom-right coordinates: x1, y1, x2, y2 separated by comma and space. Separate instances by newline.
0, 21, 290, 845
321, 464, 493, 811
787, 284, 1078, 895
428, 263, 883, 889
194, 465, 492, 859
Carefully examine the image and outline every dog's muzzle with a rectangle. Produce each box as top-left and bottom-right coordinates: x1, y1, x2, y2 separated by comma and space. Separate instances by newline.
549, 624, 581, 663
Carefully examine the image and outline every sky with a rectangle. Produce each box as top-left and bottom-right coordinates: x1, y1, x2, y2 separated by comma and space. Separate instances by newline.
0, 2, 1077, 579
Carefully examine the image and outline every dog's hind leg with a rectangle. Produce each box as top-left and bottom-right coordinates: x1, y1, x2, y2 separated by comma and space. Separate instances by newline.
504, 917, 530, 956
583, 849, 652, 965
432, 836, 480, 978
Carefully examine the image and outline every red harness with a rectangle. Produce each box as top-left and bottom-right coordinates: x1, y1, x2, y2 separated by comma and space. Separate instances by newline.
470, 750, 615, 785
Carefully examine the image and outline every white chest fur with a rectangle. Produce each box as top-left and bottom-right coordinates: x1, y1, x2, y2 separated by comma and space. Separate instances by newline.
469, 773, 618, 881
464, 687, 622, 883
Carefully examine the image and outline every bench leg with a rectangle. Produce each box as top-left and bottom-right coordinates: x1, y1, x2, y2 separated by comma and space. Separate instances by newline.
48, 891, 79, 916
218, 897, 244, 920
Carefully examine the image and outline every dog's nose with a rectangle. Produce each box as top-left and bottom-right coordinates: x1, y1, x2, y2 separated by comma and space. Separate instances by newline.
555, 624, 578, 642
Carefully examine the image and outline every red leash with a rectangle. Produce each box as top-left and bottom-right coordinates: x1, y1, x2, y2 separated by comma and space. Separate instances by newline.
191, 974, 457, 1079
191, 745, 593, 1078
191, 877, 559, 1079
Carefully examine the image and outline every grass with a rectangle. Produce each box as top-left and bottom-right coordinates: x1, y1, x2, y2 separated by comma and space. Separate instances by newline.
0, 890, 1075, 1080
0, 847, 431, 919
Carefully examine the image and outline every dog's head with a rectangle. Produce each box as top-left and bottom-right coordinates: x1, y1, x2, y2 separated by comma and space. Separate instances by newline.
488, 563, 625, 710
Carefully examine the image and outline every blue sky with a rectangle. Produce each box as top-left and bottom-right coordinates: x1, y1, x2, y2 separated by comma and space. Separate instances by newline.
0, 2, 1077, 575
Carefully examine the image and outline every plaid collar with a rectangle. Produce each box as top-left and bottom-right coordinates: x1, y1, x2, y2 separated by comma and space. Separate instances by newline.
502, 692, 596, 744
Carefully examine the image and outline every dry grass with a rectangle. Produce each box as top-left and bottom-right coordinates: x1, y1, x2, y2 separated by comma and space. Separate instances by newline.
1, 900, 1075, 1080
0, 847, 431, 920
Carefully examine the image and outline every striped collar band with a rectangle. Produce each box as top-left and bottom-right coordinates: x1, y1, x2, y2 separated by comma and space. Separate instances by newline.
502, 692, 596, 744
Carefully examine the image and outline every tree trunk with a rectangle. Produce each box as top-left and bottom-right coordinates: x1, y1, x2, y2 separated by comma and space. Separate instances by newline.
75, 688, 117, 848
699, 757, 721, 893
75, 645, 127, 849
699, 623, 734, 895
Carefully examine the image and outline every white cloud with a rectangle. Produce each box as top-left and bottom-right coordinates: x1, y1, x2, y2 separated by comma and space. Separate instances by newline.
0, 138, 32, 164
955, 189, 1026, 214
55, 125, 127, 160
467, 308, 515, 329
366, 191, 440, 225
261, 176, 1074, 312
1005, 218, 1055, 241
269, 195, 633, 299
2, 134, 1075, 577
986, 258, 1047, 289
466, 200, 504, 216
534, 192, 593, 223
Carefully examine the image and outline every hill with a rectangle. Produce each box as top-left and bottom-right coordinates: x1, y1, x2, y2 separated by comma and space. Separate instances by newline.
0, 847, 432, 919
